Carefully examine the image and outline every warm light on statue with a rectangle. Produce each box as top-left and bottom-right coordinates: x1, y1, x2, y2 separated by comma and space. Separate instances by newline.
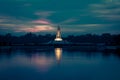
54, 26, 63, 41
55, 38, 63, 41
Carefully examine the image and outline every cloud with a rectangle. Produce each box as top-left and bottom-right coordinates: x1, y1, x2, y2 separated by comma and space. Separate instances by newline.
0, 15, 55, 33
0, 23, 17, 27
104, 0, 120, 3
16, 25, 55, 32
0, 16, 13, 23
80, 24, 113, 27
60, 18, 78, 24
62, 28, 85, 32
0, 19, 5, 23
35, 11, 55, 18
89, 1, 120, 21
62, 23, 113, 28
0, 0, 119, 35
32, 19, 51, 24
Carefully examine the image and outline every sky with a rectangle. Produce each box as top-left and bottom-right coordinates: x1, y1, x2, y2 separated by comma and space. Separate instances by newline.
0, 0, 120, 36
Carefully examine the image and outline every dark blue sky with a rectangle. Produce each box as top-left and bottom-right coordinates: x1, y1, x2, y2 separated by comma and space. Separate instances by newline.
0, 0, 120, 35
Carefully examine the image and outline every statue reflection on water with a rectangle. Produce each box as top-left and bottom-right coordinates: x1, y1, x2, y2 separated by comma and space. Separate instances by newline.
55, 48, 62, 63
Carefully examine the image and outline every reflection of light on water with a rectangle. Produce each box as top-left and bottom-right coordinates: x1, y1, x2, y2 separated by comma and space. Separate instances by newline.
55, 48, 62, 63
31, 54, 54, 72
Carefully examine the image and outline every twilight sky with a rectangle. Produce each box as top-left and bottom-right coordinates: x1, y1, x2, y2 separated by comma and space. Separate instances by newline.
0, 0, 120, 35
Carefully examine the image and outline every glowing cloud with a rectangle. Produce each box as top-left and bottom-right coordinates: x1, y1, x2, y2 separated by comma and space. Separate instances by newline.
32, 19, 50, 24
17, 25, 55, 32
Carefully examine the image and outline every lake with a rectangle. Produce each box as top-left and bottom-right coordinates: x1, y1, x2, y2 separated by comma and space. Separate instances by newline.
0, 46, 120, 80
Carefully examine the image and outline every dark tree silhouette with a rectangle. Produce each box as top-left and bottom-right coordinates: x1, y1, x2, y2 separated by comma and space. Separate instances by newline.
0, 33, 120, 46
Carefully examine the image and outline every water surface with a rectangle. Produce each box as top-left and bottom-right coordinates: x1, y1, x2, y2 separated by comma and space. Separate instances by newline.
0, 46, 120, 80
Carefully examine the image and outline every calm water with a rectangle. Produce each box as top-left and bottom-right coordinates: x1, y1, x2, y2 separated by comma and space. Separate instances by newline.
0, 46, 120, 80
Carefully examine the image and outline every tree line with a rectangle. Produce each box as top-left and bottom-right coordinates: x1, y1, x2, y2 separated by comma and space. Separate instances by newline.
0, 33, 120, 46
